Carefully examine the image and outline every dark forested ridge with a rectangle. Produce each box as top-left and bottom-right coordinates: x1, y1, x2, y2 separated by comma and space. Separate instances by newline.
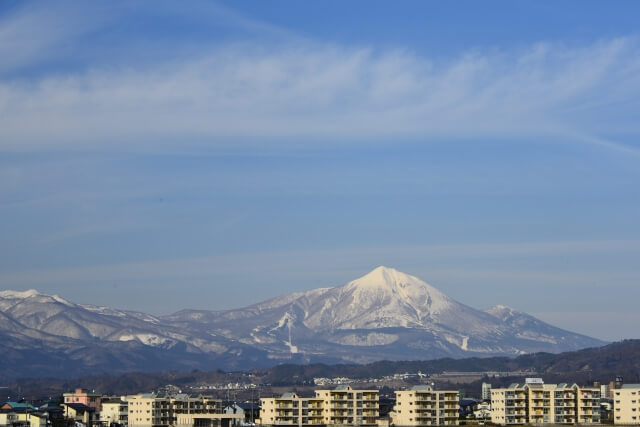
4, 340, 639, 399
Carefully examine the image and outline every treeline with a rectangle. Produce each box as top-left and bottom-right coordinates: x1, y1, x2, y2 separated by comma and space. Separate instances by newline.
5, 340, 640, 399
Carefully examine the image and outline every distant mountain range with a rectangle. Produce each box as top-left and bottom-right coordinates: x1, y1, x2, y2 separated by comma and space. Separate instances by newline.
0, 266, 604, 380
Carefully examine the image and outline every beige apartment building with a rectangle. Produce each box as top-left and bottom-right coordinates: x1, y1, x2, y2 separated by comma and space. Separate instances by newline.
101, 398, 128, 427
491, 382, 600, 425
613, 384, 640, 424
260, 386, 379, 427
393, 385, 459, 426
259, 393, 324, 426
127, 393, 242, 427
314, 386, 379, 426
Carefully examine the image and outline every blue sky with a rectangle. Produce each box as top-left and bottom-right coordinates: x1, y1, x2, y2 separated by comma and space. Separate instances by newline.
1, 1, 639, 341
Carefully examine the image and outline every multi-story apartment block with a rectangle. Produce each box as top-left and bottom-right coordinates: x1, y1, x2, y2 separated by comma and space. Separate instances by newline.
613, 384, 640, 424
314, 386, 379, 426
128, 393, 171, 427
393, 385, 459, 426
491, 384, 528, 425
481, 383, 492, 402
127, 393, 241, 427
260, 386, 380, 426
491, 382, 600, 425
259, 393, 324, 426
575, 385, 601, 424
101, 398, 129, 427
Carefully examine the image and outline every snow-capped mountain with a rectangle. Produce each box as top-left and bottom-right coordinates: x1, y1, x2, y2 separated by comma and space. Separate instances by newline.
0, 289, 271, 380
166, 266, 604, 362
0, 267, 604, 379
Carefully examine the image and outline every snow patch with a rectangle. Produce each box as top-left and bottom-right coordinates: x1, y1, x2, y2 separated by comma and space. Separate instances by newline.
117, 333, 170, 346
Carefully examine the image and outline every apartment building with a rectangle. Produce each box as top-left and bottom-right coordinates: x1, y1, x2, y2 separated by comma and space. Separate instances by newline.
490, 382, 600, 425
613, 384, 640, 424
259, 393, 324, 426
101, 398, 128, 427
314, 386, 379, 426
491, 384, 528, 425
128, 393, 171, 427
481, 383, 492, 402
127, 393, 242, 427
574, 384, 601, 424
393, 385, 459, 426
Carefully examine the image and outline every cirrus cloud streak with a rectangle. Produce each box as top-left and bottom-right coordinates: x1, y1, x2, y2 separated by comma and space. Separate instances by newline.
1, 36, 639, 153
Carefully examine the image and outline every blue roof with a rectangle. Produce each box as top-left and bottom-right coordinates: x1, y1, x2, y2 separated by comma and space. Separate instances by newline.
65, 403, 95, 412
2, 402, 36, 410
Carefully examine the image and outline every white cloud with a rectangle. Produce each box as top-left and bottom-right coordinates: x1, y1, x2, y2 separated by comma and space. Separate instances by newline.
1, 14, 639, 154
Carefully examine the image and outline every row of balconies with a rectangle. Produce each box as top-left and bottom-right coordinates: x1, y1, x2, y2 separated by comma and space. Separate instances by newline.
415, 404, 434, 410
329, 397, 378, 402
505, 403, 526, 408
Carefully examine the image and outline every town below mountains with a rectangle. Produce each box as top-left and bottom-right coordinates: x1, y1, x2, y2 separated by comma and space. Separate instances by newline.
0, 267, 604, 380
2, 341, 640, 427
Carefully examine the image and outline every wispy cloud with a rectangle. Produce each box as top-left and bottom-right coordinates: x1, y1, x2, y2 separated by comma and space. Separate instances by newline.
3, 238, 638, 291
0, 2, 639, 154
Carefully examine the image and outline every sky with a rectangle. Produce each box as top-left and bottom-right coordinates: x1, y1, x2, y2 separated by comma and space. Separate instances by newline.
1, 0, 639, 342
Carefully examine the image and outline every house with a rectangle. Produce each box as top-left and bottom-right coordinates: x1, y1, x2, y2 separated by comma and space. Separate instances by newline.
0, 410, 47, 427
63, 390, 102, 411
63, 402, 98, 427
223, 403, 259, 426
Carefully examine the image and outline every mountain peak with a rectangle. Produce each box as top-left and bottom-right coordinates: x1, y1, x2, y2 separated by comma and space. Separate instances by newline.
0, 289, 72, 305
0, 289, 43, 299
355, 266, 412, 288
313, 266, 457, 329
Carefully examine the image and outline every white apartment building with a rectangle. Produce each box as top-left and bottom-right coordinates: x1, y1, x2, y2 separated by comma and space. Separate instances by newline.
613, 384, 640, 424
491, 382, 600, 425
393, 385, 459, 426
481, 383, 492, 402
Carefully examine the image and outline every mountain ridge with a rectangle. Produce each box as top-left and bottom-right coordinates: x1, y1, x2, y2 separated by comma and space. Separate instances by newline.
0, 266, 605, 380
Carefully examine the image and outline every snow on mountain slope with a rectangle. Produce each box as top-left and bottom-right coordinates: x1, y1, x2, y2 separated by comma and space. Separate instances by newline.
303, 266, 454, 329
0, 289, 213, 350
165, 266, 605, 360
0, 267, 606, 376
